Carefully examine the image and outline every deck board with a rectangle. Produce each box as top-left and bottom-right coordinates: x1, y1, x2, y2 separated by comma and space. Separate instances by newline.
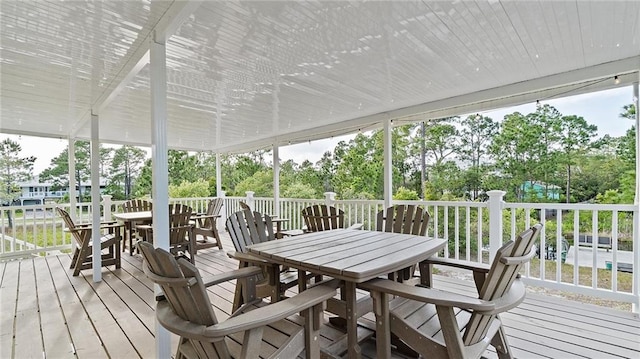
1, 233, 639, 359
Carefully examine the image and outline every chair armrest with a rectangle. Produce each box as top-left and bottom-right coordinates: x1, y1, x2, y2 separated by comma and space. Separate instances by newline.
204, 282, 337, 338
202, 266, 263, 287
66, 222, 122, 232
500, 247, 536, 265
99, 222, 124, 230
75, 221, 119, 228
347, 223, 364, 230
156, 282, 337, 340
359, 278, 494, 311
424, 257, 491, 274
482, 279, 527, 315
227, 251, 270, 266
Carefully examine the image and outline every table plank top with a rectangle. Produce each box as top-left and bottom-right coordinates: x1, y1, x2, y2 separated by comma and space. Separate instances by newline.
112, 211, 152, 221
248, 229, 446, 282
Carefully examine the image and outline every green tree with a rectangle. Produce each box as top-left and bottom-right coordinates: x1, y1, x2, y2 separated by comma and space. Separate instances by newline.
527, 104, 562, 197
235, 169, 274, 197
40, 141, 110, 202
107, 146, 147, 200
168, 150, 201, 185
0, 139, 35, 212
169, 180, 210, 198
134, 159, 153, 198
557, 115, 597, 202
458, 114, 498, 199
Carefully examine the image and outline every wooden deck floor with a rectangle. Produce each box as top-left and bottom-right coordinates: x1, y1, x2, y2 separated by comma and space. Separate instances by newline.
1, 234, 639, 359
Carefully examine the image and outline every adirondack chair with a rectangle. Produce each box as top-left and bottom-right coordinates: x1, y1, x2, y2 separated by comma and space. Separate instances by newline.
138, 241, 338, 359
361, 223, 543, 359
376, 204, 431, 281
192, 198, 224, 251
301, 204, 363, 232
121, 199, 153, 255
226, 209, 320, 311
137, 204, 196, 263
239, 201, 251, 211
56, 207, 122, 276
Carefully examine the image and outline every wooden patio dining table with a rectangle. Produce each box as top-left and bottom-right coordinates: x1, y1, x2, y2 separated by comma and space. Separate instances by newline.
247, 229, 446, 359
112, 210, 152, 255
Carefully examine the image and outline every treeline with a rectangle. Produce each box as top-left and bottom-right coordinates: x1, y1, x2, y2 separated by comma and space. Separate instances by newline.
23, 103, 638, 204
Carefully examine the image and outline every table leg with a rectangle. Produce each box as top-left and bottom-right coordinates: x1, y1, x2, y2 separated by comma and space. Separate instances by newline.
125, 221, 133, 255
345, 281, 362, 359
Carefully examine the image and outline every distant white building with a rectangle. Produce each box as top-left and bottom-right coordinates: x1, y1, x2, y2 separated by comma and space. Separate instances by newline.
16, 176, 107, 205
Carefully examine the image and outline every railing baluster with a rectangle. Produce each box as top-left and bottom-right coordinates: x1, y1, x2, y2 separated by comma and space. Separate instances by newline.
592, 210, 598, 289
612, 211, 618, 293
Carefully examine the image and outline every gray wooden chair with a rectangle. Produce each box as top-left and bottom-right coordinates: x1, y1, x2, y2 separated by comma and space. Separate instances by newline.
137, 203, 196, 263
376, 204, 431, 281
301, 204, 363, 232
376, 204, 430, 235
226, 209, 322, 311
56, 207, 122, 276
121, 198, 153, 255
192, 198, 224, 251
361, 223, 542, 359
138, 241, 337, 359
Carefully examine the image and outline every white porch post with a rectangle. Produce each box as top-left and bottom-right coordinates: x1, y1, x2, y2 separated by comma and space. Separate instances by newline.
383, 119, 393, 209
324, 192, 336, 206
273, 145, 280, 217
90, 112, 102, 282
633, 79, 639, 313
216, 153, 222, 196
102, 195, 112, 220
150, 30, 171, 358
487, 190, 506, 262
68, 139, 77, 222
246, 191, 255, 210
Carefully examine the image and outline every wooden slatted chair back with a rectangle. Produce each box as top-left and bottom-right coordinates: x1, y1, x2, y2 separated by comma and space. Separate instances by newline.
302, 204, 345, 232
122, 199, 152, 212
226, 209, 275, 253
462, 223, 542, 345
376, 204, 430, 235
202, 198, 223, 228
56, 206, 121, 276
56, 207, 89, 247
239, 201, 251, 211
138, 242, 223, 357
167, 204, 194, 260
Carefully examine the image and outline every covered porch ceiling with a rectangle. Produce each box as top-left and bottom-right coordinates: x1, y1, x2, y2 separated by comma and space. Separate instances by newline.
1, 1, 639, 154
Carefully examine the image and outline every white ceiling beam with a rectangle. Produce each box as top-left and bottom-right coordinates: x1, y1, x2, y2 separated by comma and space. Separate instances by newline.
70, 0, 203, 137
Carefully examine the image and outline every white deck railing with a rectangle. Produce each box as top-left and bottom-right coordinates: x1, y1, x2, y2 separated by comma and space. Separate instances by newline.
1, 191, 638, 312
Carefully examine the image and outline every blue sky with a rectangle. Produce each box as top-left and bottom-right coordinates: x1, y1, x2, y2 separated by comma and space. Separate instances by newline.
1, 85, 635, 174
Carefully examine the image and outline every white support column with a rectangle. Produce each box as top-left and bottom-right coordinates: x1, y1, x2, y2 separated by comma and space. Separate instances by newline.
487, 190, 506, 262
150, 30, 171, 359
216, 153, 222, 196
383, 119, 393, 209
273, 145, 280, 217
633, 78, 639, 313
68, 139, 77, 222
90, 112, 102, 282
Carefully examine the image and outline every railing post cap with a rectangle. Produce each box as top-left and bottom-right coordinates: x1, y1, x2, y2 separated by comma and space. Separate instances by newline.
486, 190, 506, 198
324, 192, 336, 199
245, 191, 255, 197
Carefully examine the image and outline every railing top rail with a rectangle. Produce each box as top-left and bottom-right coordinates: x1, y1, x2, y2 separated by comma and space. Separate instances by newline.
504, 202, 638, 211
